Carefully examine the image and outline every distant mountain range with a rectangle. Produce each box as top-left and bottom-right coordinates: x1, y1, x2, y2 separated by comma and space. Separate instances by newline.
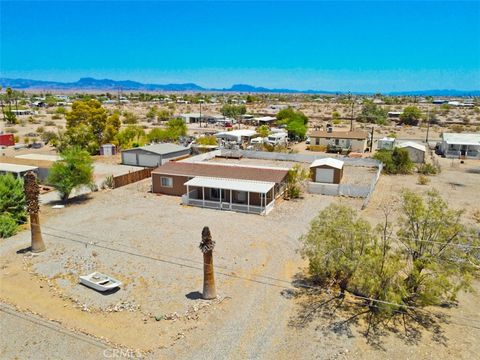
1, 77, 479, 96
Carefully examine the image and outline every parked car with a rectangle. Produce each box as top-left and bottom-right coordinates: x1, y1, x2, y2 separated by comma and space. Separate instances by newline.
305, 137, 311, 144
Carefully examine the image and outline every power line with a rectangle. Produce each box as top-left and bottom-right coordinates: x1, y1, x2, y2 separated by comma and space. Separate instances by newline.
30, 228, 480, 326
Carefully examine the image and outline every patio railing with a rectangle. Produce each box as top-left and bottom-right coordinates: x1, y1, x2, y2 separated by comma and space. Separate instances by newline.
181, 195, 265, 215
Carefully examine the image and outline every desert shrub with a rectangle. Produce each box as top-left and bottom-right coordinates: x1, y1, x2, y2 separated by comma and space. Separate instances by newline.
473, 210, 480, 224
417, 174, 430, 185
101, 175, 115, 189
13, 135, 20, 143
51, 114, 62, 120
41, 131, 58, 145
0, 214, 19, 238
36, 126, 45, 133
451, 124, 464, 133
0, 173, 26, 238
307, 145, 327, 152
417, 163, 439, 175
122, 111, 138, 124
196, 135, 218, 146
286, 164, 309, 199
4, 127, 17, 133
44, 120, 55, 126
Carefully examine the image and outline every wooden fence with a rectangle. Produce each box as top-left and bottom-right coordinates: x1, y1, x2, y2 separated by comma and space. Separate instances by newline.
113, 168, 153, 188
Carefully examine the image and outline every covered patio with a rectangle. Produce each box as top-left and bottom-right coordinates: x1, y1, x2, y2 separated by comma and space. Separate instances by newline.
182, 176, 277, 215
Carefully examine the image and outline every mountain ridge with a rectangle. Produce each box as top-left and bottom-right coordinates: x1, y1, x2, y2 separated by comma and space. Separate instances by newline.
1, 77, 479, 96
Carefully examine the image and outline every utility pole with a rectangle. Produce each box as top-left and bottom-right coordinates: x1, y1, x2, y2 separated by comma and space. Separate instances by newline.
425, 106, 430, 145
370, 126, 374, 152
350, 92, 354, 131
199, 100, 202, 128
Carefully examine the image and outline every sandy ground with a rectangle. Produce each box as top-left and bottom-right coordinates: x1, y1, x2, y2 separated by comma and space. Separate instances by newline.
1, 154, 479, 359
0, 180, 364, 358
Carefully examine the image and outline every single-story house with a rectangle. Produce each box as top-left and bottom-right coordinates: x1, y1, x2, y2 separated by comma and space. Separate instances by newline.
396, 141, 426, 163
0, 163, 38, 178
388, 111, 403, 119
252, 116, 277, 125
152, 162, 289, 215
180, 113, 204, 124
309, 130, 369, 153
215, 130, 257, 144
121, 144, 190, 167
7, 154, 59, 181
439, 133, 480, 159
309, 158, 344, 184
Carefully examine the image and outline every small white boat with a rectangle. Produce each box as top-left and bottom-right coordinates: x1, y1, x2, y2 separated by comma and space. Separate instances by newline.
79, 272, 122, 292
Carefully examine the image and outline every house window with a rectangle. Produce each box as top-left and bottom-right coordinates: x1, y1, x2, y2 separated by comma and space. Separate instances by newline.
315, 138, 320, 145
160, 177, 173, 188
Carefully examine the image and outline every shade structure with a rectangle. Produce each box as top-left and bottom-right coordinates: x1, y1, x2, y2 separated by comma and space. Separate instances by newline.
184, 176, 275, 194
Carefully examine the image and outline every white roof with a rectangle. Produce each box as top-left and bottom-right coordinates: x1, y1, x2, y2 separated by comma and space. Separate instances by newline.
215, 130, 257, 137
310, 158, 344, 169
184, 176, 274, 194
0, 163, 38, 173
15, 153, 60, 161
442, 133, 480, 146
379, 137, 395, 142
397, 141, 426, 152
180, 112, 202, 118
253, 116, 277, 122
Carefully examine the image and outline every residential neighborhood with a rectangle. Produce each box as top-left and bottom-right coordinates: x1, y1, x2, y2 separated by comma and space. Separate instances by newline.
1, 1, 479, 360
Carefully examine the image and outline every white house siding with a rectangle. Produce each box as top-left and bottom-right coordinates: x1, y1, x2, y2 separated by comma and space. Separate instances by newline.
402, 147, 425, 163
314, 137, 367, 152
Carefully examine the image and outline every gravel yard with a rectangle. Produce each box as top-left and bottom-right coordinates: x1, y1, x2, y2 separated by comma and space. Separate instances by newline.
1, 179, 364, 357
1, 155, 479, 359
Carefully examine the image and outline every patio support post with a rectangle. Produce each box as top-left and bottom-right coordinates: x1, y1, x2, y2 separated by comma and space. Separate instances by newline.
186, 184, 190, 205
230, 189, 232, 210
219, 188, 222, 209
202, 186, 205, 208
247, 192, 250, 213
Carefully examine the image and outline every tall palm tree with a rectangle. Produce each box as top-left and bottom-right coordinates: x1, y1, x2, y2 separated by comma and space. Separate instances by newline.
24, 171, 46, 252
199, 226, 216, 299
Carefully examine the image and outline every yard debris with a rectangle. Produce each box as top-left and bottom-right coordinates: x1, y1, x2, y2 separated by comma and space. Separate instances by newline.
105, 300, 140, 313
163, 312, 180, 321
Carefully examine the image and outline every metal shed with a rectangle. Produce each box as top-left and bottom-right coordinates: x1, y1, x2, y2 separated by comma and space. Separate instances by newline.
309, 158, 344, 184
397, 142, 425, 163
121, 143, 190, 167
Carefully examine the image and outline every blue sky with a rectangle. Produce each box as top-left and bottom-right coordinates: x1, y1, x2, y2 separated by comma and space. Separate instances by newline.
1, 1, 479, 91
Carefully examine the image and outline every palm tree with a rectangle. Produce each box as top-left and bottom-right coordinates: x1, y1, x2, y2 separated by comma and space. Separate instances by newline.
24, 171, 46, 252
199, 226, 216, 299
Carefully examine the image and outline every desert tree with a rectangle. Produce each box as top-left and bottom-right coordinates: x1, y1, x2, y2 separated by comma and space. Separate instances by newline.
199, 226, 217, 300
24, 171, 46, 252
299, 191, 479, 335
47, 147, 94, 203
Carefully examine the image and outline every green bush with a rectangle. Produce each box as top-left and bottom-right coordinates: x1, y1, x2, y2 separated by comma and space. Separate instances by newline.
0, 214, 19, 238
417, 163, 439, 175
374, 148, 414, 174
